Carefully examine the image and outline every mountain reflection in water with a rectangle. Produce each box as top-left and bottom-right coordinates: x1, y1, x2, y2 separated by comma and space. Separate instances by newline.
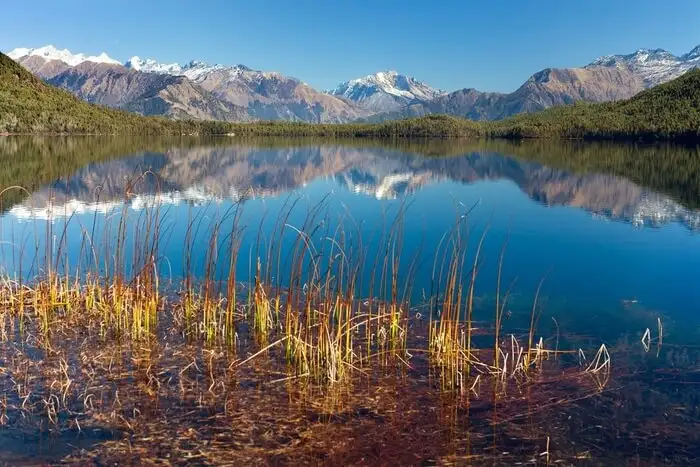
7, 144, 700, 231
2, 139, 700, 345
2, 139, 700, 464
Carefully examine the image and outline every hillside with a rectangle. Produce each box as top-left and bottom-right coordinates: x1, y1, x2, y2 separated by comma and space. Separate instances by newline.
11, 46, 368, 123
489, 68, 700, 141
0, 53, 234, 135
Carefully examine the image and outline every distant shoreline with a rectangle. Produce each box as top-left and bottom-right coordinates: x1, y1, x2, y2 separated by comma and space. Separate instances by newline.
0, 131, 697, 143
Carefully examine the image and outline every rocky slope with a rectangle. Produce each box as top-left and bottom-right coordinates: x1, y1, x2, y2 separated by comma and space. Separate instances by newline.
588, 47, 700, 86
366, 45, 699, 121
12, 54, 72, 79
180, 65, 366, 122
369, 65, 648, 121
363, 88, 507, 122
7, 43, 700, 123
47, 61, 249, 120
12, 51, 249, 122
8, 46, 366, 123
0, 52, 222, 134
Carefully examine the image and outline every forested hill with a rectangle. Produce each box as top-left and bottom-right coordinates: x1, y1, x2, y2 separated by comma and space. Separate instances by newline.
0, 52, 225, 135
488, 68, 700, 141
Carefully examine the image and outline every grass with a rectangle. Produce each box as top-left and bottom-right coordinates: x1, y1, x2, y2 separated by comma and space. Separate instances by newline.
0, 175, 676, 464
0, 176, 612, 385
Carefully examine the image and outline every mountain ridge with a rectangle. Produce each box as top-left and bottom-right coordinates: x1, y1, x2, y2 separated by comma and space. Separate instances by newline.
7, 43, 700, 122
8, 46, 368, 123
7, 45, 120, 66
0, 51, 239, 135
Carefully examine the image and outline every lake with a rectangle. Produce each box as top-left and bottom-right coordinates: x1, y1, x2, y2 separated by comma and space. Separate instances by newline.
1, 137, 700, 464
3, 138, 700, 340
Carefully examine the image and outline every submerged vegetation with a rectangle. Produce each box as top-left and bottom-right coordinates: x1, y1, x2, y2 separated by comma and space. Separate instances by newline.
2, 50, 700, 142
0, 175, 686, 463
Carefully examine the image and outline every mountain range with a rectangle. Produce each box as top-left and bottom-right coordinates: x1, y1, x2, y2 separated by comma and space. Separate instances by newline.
7, 44, 700, 123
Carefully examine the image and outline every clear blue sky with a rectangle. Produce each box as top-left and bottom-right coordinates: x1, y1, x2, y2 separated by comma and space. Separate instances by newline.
2, 0, 699, 92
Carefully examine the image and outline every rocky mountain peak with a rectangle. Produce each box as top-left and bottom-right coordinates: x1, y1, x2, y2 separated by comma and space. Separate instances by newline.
683, 45, 700, 60
328, 70, 443, 112
586, 45, 699, 86
125, 56, 182, 75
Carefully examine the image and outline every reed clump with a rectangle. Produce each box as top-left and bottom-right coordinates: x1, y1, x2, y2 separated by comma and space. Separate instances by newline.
0, 178, 619, 396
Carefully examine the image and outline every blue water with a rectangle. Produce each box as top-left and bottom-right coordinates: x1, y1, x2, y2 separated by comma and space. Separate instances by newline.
2, 141, 700, 342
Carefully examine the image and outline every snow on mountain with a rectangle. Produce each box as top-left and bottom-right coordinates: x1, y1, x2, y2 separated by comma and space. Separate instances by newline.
124, 56, 254, 81
7, 48, 30, 60
683, 45, 700, 60
329, 71, 444, 112
180, 61, 248, 81
7, 45, 120, 66
332, 70, 442, 100
8, 46, 253, 82
125, 56, 183, 75
587, 45, 700, 86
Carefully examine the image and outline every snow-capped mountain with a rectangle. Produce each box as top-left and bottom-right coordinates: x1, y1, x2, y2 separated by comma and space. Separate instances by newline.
329, 71, 444, 112
7, 45, 367, 123
7, 42, 700, 124
124, 56, 253, 81
587, 46, 700, 86
7, 45, 120, 66
370, 44, 700, 122
124, 56, 183, 75
122, 56, 366, 121
179, 61, 251, 81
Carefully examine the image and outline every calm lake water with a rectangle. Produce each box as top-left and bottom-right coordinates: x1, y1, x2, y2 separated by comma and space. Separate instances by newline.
2, 137, 699, 344
2, 137, 700, 464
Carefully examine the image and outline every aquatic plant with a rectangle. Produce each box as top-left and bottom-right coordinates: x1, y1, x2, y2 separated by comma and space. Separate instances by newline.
3, 174, 677, 465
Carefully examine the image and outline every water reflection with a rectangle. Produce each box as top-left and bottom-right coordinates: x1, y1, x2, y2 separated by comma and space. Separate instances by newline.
7, 143, 700, 230
2, 138, 700, 464
2, 139, 700, 342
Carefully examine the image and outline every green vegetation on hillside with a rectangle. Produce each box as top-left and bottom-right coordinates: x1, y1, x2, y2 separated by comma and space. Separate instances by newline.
0, 54, 228, 135
1, 51, 699, 141
487, 69, 700, 141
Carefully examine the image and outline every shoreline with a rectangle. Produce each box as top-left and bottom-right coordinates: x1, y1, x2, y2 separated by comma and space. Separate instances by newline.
0, 131, 697, 143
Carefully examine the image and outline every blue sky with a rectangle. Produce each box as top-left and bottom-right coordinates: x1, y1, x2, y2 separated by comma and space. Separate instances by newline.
2, 0, 699, 92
